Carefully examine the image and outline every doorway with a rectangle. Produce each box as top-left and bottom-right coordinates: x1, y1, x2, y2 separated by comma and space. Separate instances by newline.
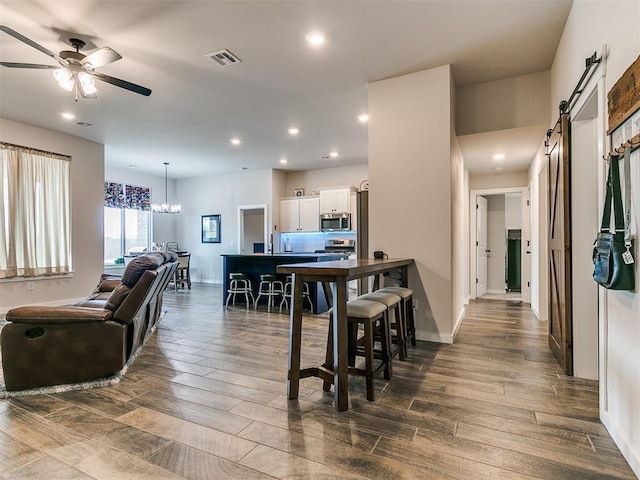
570, 88, 599, 380
470, 187, 530, 302
237, 204, 268, 254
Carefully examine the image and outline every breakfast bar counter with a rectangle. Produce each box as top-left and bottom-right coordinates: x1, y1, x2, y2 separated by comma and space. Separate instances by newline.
277, 257, 414, 411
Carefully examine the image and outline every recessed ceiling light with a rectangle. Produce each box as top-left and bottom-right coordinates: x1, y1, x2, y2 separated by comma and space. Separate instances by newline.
358, 113, 369, 123
230, 137, 241, 145
288, 127, 299, 135
60, 112, 75, 120
306, 31, 326, 46
493, 153, 505, 160
280, 158, 288, 164
329, 151, 339, 158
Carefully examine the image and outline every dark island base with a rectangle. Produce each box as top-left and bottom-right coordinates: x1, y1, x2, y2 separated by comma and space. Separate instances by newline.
221, 254, 348, 314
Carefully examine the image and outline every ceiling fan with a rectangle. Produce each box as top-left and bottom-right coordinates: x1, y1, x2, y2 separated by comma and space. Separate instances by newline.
0, 25, 151, 100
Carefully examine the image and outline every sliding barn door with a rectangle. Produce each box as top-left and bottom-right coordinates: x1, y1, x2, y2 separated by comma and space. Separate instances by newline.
547, 113, 573, 375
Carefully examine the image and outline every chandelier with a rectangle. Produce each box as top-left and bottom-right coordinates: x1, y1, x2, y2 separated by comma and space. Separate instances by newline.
151, 162, 181, 214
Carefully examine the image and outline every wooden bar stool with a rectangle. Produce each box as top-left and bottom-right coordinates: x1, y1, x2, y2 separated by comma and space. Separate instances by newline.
225, 273, 254, 308
376, 286, 416, 352
279, 276, 313, 313
254, 274, 284, 312
359, 291, 406, 360
324, 298, 392, 401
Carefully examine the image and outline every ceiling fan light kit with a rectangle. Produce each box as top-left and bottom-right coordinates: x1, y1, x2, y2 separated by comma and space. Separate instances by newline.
0, 25, 152, 99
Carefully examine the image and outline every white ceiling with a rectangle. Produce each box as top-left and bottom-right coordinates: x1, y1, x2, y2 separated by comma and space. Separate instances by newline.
0, 1, 572, 179
458, 124, 549, 175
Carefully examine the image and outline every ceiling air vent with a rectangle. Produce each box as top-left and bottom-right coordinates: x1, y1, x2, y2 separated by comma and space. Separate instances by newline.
75, 121, 94, 128
206, 49, 242, 67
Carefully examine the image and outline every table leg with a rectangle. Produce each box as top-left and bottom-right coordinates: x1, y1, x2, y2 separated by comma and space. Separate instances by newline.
332, 278, 349, 411
287, 274, 304, 400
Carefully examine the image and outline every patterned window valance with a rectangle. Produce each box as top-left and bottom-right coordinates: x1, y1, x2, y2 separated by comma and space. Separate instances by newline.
104, 182, 150, 211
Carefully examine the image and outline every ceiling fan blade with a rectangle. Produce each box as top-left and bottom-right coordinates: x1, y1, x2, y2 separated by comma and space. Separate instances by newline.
0, 25, 66, 64
91, 71, 151, 96
81, 47, 122, 69
0, 62, 58, 69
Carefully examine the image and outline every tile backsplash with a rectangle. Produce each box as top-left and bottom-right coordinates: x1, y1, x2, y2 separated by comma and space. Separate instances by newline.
280, 231, 357, 254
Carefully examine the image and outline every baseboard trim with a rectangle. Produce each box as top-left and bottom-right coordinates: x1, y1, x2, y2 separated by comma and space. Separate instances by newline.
601, 410, 640, 477
531, 303, 540, 319
418, 332, 454, 344
453, 305, 465, 340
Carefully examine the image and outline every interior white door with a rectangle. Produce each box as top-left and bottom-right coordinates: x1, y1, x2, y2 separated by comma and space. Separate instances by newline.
476, 196, 488, 297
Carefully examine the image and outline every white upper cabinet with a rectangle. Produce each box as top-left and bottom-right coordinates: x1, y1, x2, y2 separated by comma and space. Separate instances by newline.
299, 197, 320, 231
279, 197, 320, 232
320, 188, 352, 214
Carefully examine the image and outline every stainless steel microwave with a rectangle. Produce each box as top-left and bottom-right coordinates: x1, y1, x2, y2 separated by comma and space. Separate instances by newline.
320, 213, 351, 231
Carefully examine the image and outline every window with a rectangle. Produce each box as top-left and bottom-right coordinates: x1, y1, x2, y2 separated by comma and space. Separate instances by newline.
104, 182, 151, 264
0, 142, 71, 279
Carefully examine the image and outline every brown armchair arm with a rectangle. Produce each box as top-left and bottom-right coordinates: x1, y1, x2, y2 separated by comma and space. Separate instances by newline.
6, 306, 114, 324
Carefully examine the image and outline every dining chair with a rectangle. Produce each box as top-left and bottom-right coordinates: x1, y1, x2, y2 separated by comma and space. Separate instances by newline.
173, 253, 191, 290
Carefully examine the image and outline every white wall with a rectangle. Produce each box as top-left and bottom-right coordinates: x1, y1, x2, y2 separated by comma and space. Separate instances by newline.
469, 171, 529, 190
463, 169, 470, 303
505, 193, 522, 228
571, 91, 600, 381
541, 1, 640, 474
175, 168, 274, 284
529, 143, 549, 320
0, 118, 104, 313
284, 164, 368, 196
451, 72, 467, 332
272, 169, 287, 251
104, 165, 178, 247
242, 210, 265, 253
487, 195, 506, 293
456, 71, 550, 135
369, 65, 455, 343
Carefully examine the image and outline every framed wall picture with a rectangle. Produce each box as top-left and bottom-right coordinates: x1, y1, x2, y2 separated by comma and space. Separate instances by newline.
202, 214, 221, 243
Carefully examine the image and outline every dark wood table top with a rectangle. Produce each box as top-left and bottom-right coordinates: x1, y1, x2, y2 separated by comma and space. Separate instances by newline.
277, 258, 414, 280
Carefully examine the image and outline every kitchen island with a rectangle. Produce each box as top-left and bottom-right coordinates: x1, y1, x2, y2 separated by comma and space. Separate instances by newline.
221, 253, 348, 313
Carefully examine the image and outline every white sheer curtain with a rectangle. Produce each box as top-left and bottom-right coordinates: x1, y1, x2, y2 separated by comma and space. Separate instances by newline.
0, 143, 71, 278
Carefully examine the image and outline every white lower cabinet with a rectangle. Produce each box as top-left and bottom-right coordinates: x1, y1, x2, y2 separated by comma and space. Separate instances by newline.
280, 197, 320, 232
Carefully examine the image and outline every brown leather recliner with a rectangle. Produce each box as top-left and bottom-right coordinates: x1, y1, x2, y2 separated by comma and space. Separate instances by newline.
1, 251, 178, 391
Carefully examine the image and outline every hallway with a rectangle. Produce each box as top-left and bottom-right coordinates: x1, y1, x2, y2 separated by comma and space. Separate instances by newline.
0, 285, 635, 479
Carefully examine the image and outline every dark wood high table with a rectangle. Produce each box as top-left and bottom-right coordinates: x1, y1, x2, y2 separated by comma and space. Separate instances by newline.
277, 258, 415, 411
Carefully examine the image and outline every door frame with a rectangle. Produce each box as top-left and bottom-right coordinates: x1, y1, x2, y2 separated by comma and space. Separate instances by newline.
237, 204, 268, 254
469, 186, 529, 300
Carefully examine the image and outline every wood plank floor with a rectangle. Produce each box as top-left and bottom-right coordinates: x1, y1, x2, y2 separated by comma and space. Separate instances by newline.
0, 283, 635, 479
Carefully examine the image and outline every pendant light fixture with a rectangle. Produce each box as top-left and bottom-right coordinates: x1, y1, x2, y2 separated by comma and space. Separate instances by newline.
151, 162, 181, 213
